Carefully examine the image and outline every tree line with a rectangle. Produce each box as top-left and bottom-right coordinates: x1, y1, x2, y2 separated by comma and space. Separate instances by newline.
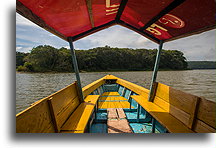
187, 61, 216, 69
16, 45, 188, 72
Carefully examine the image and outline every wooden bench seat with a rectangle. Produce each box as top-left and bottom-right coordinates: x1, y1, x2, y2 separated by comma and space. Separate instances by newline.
131, 95, 194, 133
60, 95, 100, 133
98, 101, 131, 109
101, 92, 120, 96
99, 96, 128, 101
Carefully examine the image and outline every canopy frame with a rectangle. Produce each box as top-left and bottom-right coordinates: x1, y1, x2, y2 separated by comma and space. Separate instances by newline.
16, 0, 215, 44
148, 40, 163, 102
68, 37, 84, 102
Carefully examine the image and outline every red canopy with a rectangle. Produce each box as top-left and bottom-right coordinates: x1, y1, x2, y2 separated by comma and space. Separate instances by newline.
17, 0, 215, 43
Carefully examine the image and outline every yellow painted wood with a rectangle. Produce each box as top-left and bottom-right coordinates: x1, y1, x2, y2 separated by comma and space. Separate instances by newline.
16, 82, 80, 133
61, 130, 84, 133
131, 95, 194, 133
98, 102, 107, 108
16, 74, 215, 133
118, 96, 128, 101
153, 96, 170, 111
47, 98, 59, 132
102, 92, 120, 96
98, 101, 131, 109
82, 76, 106, 97
99, 96, 107, 101
154, 82, 200, 129
155, 83, 170, 102
154, 96, 191, 128
61, 95, 99, 132
16, 99, 55, 133
115, 76, 149, 97
99, 96, 127, 101
155, 83, 199, 116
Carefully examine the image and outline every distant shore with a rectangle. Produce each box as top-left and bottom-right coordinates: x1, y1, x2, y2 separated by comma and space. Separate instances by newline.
16, 68, 216, 74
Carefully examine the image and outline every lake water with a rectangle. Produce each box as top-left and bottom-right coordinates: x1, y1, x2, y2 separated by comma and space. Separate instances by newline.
16, 70, 216, 114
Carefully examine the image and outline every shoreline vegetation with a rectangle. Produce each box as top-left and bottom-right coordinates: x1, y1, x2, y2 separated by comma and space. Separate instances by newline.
16, 45, 215, 73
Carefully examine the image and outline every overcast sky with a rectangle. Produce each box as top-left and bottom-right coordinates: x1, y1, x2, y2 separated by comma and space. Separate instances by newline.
16, 13, 215, 61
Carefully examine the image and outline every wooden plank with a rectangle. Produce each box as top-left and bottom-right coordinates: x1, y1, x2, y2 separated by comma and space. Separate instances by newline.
61, 130, 84, 133
156, 83, 200, 126
82, 77, 105, 97
56, 97, 80, 128
155, 83, 170, 102
152, 112, 194, 133
16, 99, 55, 133
108, 119, 133, 133
154, 96, 191, 128
196, 97, 216, 128
107, 108, 118, 119
115, 77, 149, 97
193, 119, 216, 133
102, 92, 120, 96
49, 82, 78, 112
119, 101, 130, 108
153, 96, 170, 111
188, 97, 200, 129
47, 98, 59, 133
99, 96, 107, 101
116, 108, 126, 119
169, 87, 199, 116
131, 95, 194, 133
61, 95, 99, 131
115, 102, 122, 108
16, 82, 80, 133
107, 108, 133, 133
169, 104, 190, 127
98, 102, 107, 108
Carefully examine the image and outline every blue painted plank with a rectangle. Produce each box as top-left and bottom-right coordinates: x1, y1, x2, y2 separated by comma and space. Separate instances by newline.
90, 123, 107, 133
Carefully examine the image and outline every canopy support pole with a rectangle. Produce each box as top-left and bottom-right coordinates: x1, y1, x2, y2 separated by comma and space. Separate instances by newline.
148, 40, 163, 102
68, 37, 84, 102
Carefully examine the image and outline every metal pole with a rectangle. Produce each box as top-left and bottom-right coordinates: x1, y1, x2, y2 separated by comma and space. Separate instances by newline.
152, 118, 156, 133
137, 104, 141, 122
148, 40, 164, 102
68, 37, 84, 102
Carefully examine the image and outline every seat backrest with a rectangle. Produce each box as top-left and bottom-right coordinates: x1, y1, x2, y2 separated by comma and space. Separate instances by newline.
153, 82, 215, 132
153, 83, 199, 129
193, 97, 216, 133
16, 82, 80, 133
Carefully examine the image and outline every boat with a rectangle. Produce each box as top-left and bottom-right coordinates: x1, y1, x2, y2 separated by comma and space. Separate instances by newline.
16, 0, 216, 133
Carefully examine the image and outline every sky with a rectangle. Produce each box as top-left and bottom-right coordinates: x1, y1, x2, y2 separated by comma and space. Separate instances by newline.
16, 13, 215, 61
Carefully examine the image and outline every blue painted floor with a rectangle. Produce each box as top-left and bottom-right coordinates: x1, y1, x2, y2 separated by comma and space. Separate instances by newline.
90, 123, 107, 133
96, 112, 107, 120
125, 111, 145, 120
91, 110, 164, 133
129, 123, 160, 133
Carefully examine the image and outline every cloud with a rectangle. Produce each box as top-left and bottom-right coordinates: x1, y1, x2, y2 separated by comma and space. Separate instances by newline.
16, 46, 32, 53
16, 13, 38, 27
74, 25, 156, 49
164, 29, 216, 61
16, 13, 215, 61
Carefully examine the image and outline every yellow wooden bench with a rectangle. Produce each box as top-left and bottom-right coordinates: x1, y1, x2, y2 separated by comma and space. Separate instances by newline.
131, 95, 194, 133
101, 92, 120, 96
60, 95, 100, 133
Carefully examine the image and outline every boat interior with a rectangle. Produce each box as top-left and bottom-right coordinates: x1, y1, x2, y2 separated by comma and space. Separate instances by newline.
16, 75, 216, 133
